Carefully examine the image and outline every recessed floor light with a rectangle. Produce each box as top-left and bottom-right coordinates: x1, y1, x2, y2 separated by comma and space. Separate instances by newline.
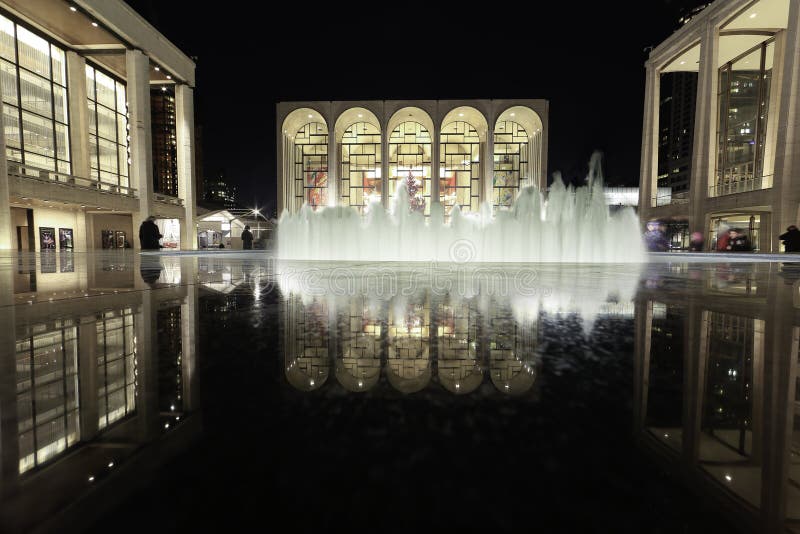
91, 21, 98, 27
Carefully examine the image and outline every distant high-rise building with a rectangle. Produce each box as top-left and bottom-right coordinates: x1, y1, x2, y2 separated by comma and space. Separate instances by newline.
151, 86, 178, 197
657, 72, 697, 194
204, 170, 238, 209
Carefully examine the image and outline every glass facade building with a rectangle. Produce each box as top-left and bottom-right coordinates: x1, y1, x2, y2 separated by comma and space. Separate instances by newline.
638, 0, 800, 253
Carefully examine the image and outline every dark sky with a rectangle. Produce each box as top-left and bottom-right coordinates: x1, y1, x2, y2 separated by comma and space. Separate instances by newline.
125, 0, 707, 215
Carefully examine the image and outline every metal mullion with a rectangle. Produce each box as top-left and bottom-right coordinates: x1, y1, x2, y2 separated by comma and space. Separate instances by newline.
92, 69, 101, 181
753, 42, 767, 181
12, 21, 25, 164
102, 318, 109, 427
48, 43, 59, 172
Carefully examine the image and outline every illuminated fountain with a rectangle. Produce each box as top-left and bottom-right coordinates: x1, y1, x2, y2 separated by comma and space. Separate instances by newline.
277, 153, 645, 263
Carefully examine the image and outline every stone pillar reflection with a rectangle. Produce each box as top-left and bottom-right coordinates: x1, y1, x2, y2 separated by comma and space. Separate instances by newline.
78, 317, 99, 441
135, 290, 159, 442
484, 132, 494, 206
180, 265, 199, 411
0, 267, 18, 493
176, 84, 197, 250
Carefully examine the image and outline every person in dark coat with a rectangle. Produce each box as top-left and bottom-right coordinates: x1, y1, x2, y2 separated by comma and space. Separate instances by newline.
241, 225, 254, 250
728, 229, 751, 251
138, 216, 162, 250
780, 225, 800, 252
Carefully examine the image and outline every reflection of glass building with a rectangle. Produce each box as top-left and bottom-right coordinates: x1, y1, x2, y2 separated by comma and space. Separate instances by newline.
0, 1, 198, 251
277, 100, 548, 217
0, 254, 199, 532
639, 0, 798, 252
634, 264, 800, 530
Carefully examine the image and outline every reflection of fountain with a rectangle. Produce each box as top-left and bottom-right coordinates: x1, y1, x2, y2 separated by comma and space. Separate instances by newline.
278, 153, 645, 263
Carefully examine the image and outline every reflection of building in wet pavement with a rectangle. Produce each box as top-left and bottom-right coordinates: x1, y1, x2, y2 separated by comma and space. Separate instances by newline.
634, 262, 800, 532
283, 292, 549, 396
0, 255, 198, 532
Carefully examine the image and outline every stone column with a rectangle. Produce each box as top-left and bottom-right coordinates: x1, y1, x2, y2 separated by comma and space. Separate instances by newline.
638, 62, 660, 224
484, 131, 494, 206
771, 0, 800, 251
176, 84, 197, 250
381, 130, 389, 208
66, 52, 90, 180
431, 123, 440, 206
688, 22, 720, 240
126, 49, 154, 243
0, 64, 10, 250
327, 125, 337, 207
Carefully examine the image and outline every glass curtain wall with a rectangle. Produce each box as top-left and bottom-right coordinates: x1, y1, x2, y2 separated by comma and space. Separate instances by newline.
340, 122, 381, 213
86, 64, 129, 190
389, 121, 431, 215
0, 14, 70, 173
97, 309, 136, 430
493, 121, 528, 210
294, 122, 328, 210
440, 121, 480, 217
16, 321, 80, 474
714, 40, 774, 196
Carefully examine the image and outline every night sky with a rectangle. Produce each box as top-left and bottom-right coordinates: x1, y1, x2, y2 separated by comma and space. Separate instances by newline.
125, 0, 708, 216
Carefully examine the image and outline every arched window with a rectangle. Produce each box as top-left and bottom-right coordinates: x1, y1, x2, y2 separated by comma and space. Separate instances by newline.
440, 121, 480, 217
340, 122, 381, 213
294, 122, 328, 210
493, 121, 529, 209
389, 121, 431, 215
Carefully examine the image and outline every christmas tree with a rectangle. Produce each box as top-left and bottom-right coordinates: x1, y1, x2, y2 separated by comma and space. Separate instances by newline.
404, 171, 425, 213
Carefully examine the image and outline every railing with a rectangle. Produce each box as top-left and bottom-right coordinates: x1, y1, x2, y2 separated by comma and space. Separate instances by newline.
708, 174, 772, 198
8, 162, 138, 197
153, 192, 184, 206
652, 192, 689, 207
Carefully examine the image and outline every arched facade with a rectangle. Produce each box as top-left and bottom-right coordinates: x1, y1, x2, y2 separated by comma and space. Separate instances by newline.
335, 107, 382, 213
276, 100, 548, 216
493, 106, 544, 211
439, 106, 489, 217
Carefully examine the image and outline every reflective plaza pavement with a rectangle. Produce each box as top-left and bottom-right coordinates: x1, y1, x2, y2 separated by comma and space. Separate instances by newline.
1, 250, 799, 533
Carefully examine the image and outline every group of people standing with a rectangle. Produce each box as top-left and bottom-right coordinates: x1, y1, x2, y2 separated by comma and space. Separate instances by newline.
644, 219, 800, 253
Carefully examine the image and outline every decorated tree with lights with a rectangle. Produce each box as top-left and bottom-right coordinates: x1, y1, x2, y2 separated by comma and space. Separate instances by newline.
405, 172, 425, 213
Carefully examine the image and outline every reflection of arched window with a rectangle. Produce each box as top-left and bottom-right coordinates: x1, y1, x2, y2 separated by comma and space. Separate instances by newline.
389, 121, 431, 215
340, 122, 381, 213
284, 296, 330, 391
493, 121, 529, 209
488, 305, 537, 395
294, 122, 328, 210
437, 302, 481, 393
440, 121, 480, 217
337, 298, 381, 391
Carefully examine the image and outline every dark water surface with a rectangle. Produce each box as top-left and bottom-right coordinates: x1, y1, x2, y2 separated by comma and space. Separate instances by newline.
1, 252, 797, 533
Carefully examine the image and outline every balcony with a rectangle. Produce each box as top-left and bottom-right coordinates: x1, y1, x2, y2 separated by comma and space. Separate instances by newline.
8, 162, 137, 197
708, 174, 772, 198
154, 193, 184, 206
652, 191, 690, 207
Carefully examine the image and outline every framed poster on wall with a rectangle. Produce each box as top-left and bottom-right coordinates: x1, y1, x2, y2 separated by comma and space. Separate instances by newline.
59, 228, 74, 250
39, 227, 56, 250
115, 231, 127, 248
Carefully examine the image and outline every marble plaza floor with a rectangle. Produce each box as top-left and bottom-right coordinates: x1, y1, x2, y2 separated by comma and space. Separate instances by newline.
0, 250, 799, 532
